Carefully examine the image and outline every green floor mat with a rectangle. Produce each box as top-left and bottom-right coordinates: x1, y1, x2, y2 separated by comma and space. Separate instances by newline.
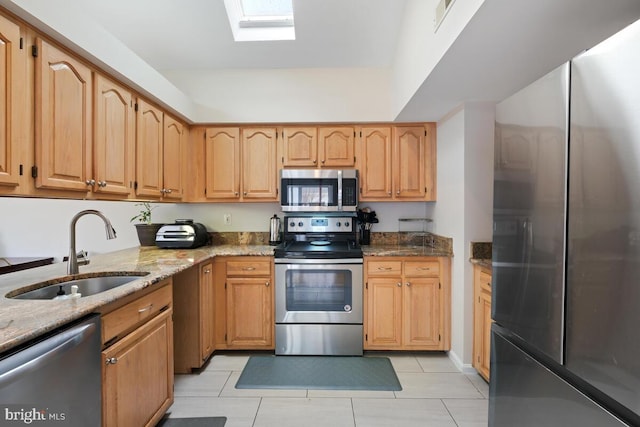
235, 355, 402, 391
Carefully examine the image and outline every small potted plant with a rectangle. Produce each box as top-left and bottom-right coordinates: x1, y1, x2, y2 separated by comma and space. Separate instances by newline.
130, 202, 163, 246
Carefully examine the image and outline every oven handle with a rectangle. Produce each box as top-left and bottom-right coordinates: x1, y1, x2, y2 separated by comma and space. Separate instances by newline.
275, 258, 363, 265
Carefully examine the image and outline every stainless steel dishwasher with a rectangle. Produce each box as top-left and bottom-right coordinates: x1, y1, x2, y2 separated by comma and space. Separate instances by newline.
0, 314, 101, 426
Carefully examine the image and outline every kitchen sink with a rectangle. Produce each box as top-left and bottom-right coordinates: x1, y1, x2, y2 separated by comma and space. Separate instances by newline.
9, 272, 150, 300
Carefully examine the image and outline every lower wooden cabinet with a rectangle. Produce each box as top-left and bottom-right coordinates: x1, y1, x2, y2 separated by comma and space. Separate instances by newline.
364, 257, 450, 350
215, 256, 274, 350
101, 280, 173, 427
473, 264, 492, 381
172, 262, 215, 373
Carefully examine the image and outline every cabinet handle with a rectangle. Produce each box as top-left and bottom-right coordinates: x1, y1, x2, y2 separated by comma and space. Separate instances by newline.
138, 304, 153, 313
242, 266, 256, 271
235, 192, 239, 196
265, 281, 270, 287
243, 191, 247, 196
204, 269, 211, 274
98, 180, 107, 187
417, 267, 432, 271
165, 189, 172, 194
313, 160, 317, 164
105, 357, 118, 365
377, 266, 392, 271
85, 179, 95, 186
396, 282, 402, 287
321, 160, 325, 164
396, 190, 400, 195
387, 191, 392, 195
406, 282, 411, 287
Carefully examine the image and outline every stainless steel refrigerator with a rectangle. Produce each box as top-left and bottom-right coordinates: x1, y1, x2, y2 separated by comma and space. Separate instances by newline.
490, 20, 640, 427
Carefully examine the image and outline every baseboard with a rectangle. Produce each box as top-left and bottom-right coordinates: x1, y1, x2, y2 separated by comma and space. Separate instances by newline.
447, 350, 477, 375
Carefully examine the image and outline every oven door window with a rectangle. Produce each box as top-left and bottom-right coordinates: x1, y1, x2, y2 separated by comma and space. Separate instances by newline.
282, 179, 337, 207
285, 269, 352, 311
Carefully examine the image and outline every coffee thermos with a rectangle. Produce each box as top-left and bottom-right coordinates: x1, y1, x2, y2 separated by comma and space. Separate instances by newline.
269, 214, 282, 245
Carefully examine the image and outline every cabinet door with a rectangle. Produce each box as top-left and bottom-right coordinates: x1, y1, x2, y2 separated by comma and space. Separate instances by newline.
474, 267, 492, 381
318, 126, 356, 167
281, 126, 317, 167
479, 288, 492, 380
162, 114, 184, 200
226, 277, 273, 348
365, 277, 403, 349
403, 277, 441, 348
102, 309, 173, 427
242, 127, 278, 200
135, 99, 164, 198
393, 126, 426, 199
199, 262, 215, 361
93, 74, 134, 196
35, 38, 92, 192
359, 126, 392, 200
0, 14, 23, 187
205, 127, 240, 200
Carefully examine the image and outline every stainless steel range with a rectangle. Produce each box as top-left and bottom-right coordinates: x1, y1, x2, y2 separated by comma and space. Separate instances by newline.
274, 213, 363, 355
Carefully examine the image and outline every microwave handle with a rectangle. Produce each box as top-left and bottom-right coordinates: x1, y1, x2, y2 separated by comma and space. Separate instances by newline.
337, 170, 343, 211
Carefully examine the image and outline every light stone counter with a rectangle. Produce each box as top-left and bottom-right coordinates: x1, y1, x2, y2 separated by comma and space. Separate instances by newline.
0, 245, 274, 354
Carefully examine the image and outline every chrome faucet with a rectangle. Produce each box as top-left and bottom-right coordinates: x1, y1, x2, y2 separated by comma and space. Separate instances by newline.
67, 209, 117, 275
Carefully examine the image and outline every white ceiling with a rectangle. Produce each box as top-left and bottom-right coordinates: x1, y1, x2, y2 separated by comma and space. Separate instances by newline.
63, 0, 406, 70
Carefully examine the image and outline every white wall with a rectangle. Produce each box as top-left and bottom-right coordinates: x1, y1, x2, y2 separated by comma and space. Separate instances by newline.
432, 102, 494, 371
162, 68, 392, 123
0, 198, 431, 261
390, 0, 485, 118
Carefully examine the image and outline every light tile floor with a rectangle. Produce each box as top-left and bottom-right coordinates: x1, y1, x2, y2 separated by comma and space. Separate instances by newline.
166, 352, 489, 427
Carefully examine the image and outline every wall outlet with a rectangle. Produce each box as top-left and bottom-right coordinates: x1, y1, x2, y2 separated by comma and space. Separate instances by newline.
223, 213, 232, 225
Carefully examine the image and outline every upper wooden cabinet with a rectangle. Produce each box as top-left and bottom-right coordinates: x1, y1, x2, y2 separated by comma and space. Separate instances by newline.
280, 126, 356, 168
0, 14, 25, 190
93, 74, 134, 196
135, 99, 184, 200
162, 114, 185, 200
34, 38, 93, 192
281, 127, 317, 167
358, 124, 437, 201
204, 127, 278, 201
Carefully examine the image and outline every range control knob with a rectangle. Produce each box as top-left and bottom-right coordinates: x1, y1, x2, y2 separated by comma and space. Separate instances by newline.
336, 222, 342, 227
289, 221, 295, 228
298, 221, 304, 227
345, 221, 350, 227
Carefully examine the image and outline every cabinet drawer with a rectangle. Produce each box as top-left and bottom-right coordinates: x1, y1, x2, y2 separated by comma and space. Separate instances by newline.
479, 271, 492, 292
102, 281, 172, 345
226, 260, 271, 276
367, 261, 402, 276
404, 261, 440, 277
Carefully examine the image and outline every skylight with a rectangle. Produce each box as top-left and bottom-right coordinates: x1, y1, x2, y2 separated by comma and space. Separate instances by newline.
224, 0, 295, 41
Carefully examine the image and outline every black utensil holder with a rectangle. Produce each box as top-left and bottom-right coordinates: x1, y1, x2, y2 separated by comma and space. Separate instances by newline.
360, 229, 370, 245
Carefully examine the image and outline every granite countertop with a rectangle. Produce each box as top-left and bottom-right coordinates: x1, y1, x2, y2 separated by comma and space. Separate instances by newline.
0, 245, 273, 354
362, 245, 452, 257
0, 242, 453, 354
470, 258, 492, 269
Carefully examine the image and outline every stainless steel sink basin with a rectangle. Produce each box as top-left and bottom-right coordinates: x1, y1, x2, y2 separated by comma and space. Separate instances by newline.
9, 272, 150, 300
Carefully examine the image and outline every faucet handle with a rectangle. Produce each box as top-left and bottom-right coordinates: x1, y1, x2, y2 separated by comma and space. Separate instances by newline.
77, 250, 90, 266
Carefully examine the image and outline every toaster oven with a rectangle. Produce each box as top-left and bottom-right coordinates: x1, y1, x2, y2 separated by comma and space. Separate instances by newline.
155, 219, 209, 249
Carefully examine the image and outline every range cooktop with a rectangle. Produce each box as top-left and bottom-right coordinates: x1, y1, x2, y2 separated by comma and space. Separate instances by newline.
274, 240, 362, 259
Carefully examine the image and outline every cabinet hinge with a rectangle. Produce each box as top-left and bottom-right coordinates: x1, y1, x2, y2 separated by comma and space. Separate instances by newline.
276, 188, 279, 196
134, 103, 138, 112
425, 130, 427, 136
19, 37, 23, 49
31, 166, 37, 178
353, 156, 356, 163
225, 282, 227, 289
365, 334, 368, 341
354, 131, 356, 137
425, 187, 428, 194
133, 181, 138, 190
439, 334, 441, 342
31, 45, 37, 57
360, 131, 362, 137
281, 156, 284, 164
365, 282, 368, 289
224, 333, 227, 342
19, 164, 23, 176
439, 282, 441, 289
359, 187, 362, 194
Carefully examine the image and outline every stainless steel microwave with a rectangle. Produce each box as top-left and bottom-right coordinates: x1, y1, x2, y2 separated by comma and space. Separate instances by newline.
280, 169, 358, 212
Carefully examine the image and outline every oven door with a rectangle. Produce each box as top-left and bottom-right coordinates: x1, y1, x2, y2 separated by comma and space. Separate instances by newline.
275, 259, 363, 324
